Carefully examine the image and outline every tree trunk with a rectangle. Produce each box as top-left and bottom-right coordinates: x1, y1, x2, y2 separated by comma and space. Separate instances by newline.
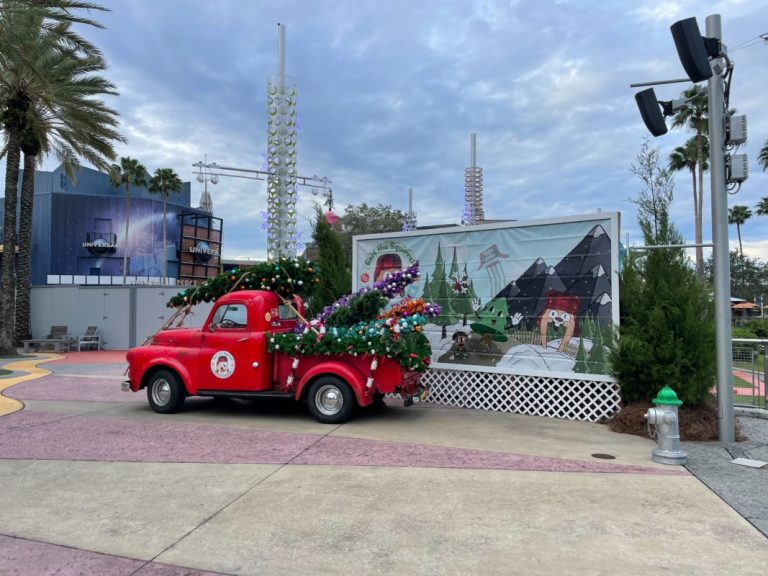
0, 135, 21, 355
15, 152, 36, 345
162, 190, 167, 284
689, 166, 702, 279
122, 182, 130, 282
695, 135, 705, 281
737, 224, 743, 257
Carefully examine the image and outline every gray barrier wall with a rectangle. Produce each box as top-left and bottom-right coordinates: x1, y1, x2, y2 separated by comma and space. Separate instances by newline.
30, 285, 214, 349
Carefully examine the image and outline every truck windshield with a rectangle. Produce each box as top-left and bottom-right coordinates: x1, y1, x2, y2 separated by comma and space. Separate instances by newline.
211, 304, 248, 329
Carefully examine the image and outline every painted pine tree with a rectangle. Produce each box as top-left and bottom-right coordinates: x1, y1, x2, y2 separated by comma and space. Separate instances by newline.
450, 256, 474, 326
429, 244, 456, 338
470, 297, 508, 348
574, 336, 590, 373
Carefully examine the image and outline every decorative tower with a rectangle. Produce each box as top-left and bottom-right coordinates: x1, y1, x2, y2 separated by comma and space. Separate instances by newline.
462, 133, 484, 225
266, 23, 299, 259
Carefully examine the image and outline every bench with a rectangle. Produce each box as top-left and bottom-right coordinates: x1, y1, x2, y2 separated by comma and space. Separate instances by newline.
22, 339, 70, 353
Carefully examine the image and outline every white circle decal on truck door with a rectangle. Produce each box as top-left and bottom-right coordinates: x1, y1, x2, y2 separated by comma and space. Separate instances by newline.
210, 351, 236, 379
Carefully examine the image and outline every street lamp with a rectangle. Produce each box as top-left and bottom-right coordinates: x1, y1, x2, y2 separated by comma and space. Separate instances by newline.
193, 158, 218, 213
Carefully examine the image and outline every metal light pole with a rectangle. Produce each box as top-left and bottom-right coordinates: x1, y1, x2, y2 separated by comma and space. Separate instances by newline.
707, 14, 735, 442
266, 23, 299, 259
463, 133, 484, 225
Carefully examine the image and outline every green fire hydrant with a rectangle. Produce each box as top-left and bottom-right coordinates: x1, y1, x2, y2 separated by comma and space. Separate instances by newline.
644, 386, 687, 465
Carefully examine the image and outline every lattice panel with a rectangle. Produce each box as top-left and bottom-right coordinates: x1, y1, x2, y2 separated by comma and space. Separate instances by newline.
420, 369, 622, 422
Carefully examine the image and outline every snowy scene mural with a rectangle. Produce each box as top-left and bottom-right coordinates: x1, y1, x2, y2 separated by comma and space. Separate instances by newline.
353, 215, 619, 378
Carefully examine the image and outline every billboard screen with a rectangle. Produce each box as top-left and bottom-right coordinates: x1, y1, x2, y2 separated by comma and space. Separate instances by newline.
49, 195, 220, 281
353, 213, 620, 380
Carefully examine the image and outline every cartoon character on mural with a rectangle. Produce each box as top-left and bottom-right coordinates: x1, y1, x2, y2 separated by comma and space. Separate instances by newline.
451, 330, 469, 359
374, 253, 402, 282
538, 291, 580, 353
477, 244, 509, 295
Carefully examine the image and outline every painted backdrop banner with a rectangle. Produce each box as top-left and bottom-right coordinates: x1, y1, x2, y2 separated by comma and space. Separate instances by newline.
353, 213, 620, 379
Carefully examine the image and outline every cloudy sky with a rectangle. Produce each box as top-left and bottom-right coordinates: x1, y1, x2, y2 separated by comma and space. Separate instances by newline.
29, 0, 768, 261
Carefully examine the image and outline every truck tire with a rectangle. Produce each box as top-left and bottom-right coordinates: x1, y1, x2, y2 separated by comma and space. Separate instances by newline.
307, 377, 356, 424
146, 369, 186, 414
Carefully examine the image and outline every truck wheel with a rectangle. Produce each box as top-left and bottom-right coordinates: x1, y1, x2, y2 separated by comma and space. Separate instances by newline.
146, 369, 185, 414
307, 377, 356, 424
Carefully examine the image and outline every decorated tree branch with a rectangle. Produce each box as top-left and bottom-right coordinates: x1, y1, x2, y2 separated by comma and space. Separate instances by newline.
167, 257, 321, 308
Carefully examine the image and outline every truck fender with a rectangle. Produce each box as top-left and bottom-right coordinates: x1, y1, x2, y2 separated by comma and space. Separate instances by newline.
137, 357, 194, 394
296, 361, 373, 407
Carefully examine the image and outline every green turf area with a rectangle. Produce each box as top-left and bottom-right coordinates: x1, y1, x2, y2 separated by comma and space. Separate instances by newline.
0, 369, 11, 377
734, 395, 766, 408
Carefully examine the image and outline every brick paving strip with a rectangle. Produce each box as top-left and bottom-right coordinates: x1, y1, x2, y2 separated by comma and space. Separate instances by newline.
0, 408, 685, 475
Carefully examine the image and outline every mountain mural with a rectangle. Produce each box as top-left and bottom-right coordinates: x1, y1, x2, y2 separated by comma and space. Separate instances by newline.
497, 224, 612, 329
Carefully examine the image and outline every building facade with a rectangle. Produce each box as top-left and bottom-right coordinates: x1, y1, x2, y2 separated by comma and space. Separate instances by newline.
0, 165, 222, 285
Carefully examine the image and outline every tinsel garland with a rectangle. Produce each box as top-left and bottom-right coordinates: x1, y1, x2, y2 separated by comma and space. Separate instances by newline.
378, 298, 441, 320
317, 262, 420, 325
167, 257, 320, 308
267, 314, 433, 372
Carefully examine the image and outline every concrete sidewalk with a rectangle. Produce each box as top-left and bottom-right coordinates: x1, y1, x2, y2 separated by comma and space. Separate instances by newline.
0, 352, 766, 575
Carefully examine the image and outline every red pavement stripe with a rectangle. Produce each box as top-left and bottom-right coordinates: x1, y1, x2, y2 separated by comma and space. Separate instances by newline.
0, 534, 227, 576
0, 411, 686, 475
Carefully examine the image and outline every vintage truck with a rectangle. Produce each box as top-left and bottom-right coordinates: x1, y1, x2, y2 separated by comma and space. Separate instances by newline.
123, 289, 428, 423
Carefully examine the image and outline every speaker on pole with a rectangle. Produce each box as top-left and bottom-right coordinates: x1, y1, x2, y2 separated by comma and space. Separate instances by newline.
670, 17, 713, 83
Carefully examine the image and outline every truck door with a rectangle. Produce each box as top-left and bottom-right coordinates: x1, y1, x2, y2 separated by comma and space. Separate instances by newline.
197, 301, 270, 392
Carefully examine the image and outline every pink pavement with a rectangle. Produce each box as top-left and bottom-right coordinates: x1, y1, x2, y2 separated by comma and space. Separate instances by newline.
42, 350, 127, 365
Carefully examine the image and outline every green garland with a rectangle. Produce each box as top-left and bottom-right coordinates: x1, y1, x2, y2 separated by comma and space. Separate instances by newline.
167, 257, 320, 308
267, 314, 432, 372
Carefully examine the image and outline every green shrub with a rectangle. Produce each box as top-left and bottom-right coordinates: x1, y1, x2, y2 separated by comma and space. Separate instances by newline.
732, 326, 758, 339
610, 249, 715, 406
739, 319, 768, 338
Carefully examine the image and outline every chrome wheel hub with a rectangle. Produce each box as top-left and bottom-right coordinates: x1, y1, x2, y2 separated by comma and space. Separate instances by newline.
152, 379, 171, 406
315, 384, 343, 416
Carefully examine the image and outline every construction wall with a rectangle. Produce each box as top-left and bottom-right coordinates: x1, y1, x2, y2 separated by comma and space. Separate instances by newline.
30, 285, 214, 349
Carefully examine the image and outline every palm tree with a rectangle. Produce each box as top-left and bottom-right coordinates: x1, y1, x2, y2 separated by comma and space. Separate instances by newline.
759, 139, 768, 172
728, 205, 752, 257
0, 1, 116, 353
109, 157, 147, 283
756, 197, 768, 217
13, 53, 123, 344
148, 168, 182, 284
671, 85, 709, 280
669, 137, 708, 280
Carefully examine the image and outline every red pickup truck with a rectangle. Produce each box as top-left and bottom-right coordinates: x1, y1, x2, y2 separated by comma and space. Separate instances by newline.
123, 290, 427, 423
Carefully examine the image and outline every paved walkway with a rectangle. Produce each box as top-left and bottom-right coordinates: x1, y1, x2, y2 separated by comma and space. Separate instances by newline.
0, 352, 766, 575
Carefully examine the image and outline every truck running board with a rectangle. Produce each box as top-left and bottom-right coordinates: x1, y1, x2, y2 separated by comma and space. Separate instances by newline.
197, 390, 295, 399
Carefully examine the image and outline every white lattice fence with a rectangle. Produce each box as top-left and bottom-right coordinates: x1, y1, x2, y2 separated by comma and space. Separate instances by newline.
421, 368, 622, 422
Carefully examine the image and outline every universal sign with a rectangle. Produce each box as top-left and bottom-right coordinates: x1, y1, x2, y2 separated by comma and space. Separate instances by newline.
189, 241, 219, 263
82, 238, 117, 255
